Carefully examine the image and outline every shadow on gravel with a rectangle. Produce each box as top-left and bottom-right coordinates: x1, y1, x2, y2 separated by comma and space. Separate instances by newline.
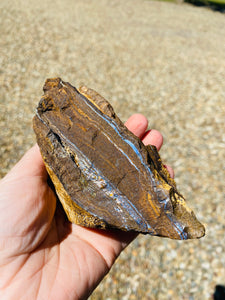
213, 285, 225, 300
184, 0, 225, 12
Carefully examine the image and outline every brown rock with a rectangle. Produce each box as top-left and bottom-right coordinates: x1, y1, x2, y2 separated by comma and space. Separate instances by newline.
33, 78, 205, 240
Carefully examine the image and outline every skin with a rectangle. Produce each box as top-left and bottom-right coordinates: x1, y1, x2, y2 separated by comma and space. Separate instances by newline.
0, 114, 174, 300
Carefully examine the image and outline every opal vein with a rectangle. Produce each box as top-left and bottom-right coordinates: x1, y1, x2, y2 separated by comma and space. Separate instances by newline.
76, 93, 187, 239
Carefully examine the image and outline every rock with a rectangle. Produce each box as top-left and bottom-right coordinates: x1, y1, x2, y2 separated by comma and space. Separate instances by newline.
33, 78, 205, 240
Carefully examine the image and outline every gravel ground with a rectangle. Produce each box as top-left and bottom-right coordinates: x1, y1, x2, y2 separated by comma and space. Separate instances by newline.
1, 0, 225, 299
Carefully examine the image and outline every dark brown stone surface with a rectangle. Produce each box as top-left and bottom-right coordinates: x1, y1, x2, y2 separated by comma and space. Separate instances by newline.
33, 78, 205, 240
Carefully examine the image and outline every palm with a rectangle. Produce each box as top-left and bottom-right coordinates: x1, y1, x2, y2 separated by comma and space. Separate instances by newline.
0, 115, 168, 300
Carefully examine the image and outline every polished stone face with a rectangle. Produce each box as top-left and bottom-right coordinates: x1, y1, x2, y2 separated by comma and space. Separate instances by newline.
33, 78, 205, 240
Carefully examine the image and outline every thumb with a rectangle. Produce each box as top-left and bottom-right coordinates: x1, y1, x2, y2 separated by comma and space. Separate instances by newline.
3, 144, 47, 181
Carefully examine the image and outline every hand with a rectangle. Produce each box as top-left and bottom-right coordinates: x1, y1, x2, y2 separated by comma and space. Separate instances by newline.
0, 114, 174, 300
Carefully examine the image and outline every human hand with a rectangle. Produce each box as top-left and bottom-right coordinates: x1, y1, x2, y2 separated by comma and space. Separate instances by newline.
0, 114, 174, 300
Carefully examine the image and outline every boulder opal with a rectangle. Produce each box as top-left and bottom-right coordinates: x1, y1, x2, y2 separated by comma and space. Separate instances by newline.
33, 78, 205, 240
